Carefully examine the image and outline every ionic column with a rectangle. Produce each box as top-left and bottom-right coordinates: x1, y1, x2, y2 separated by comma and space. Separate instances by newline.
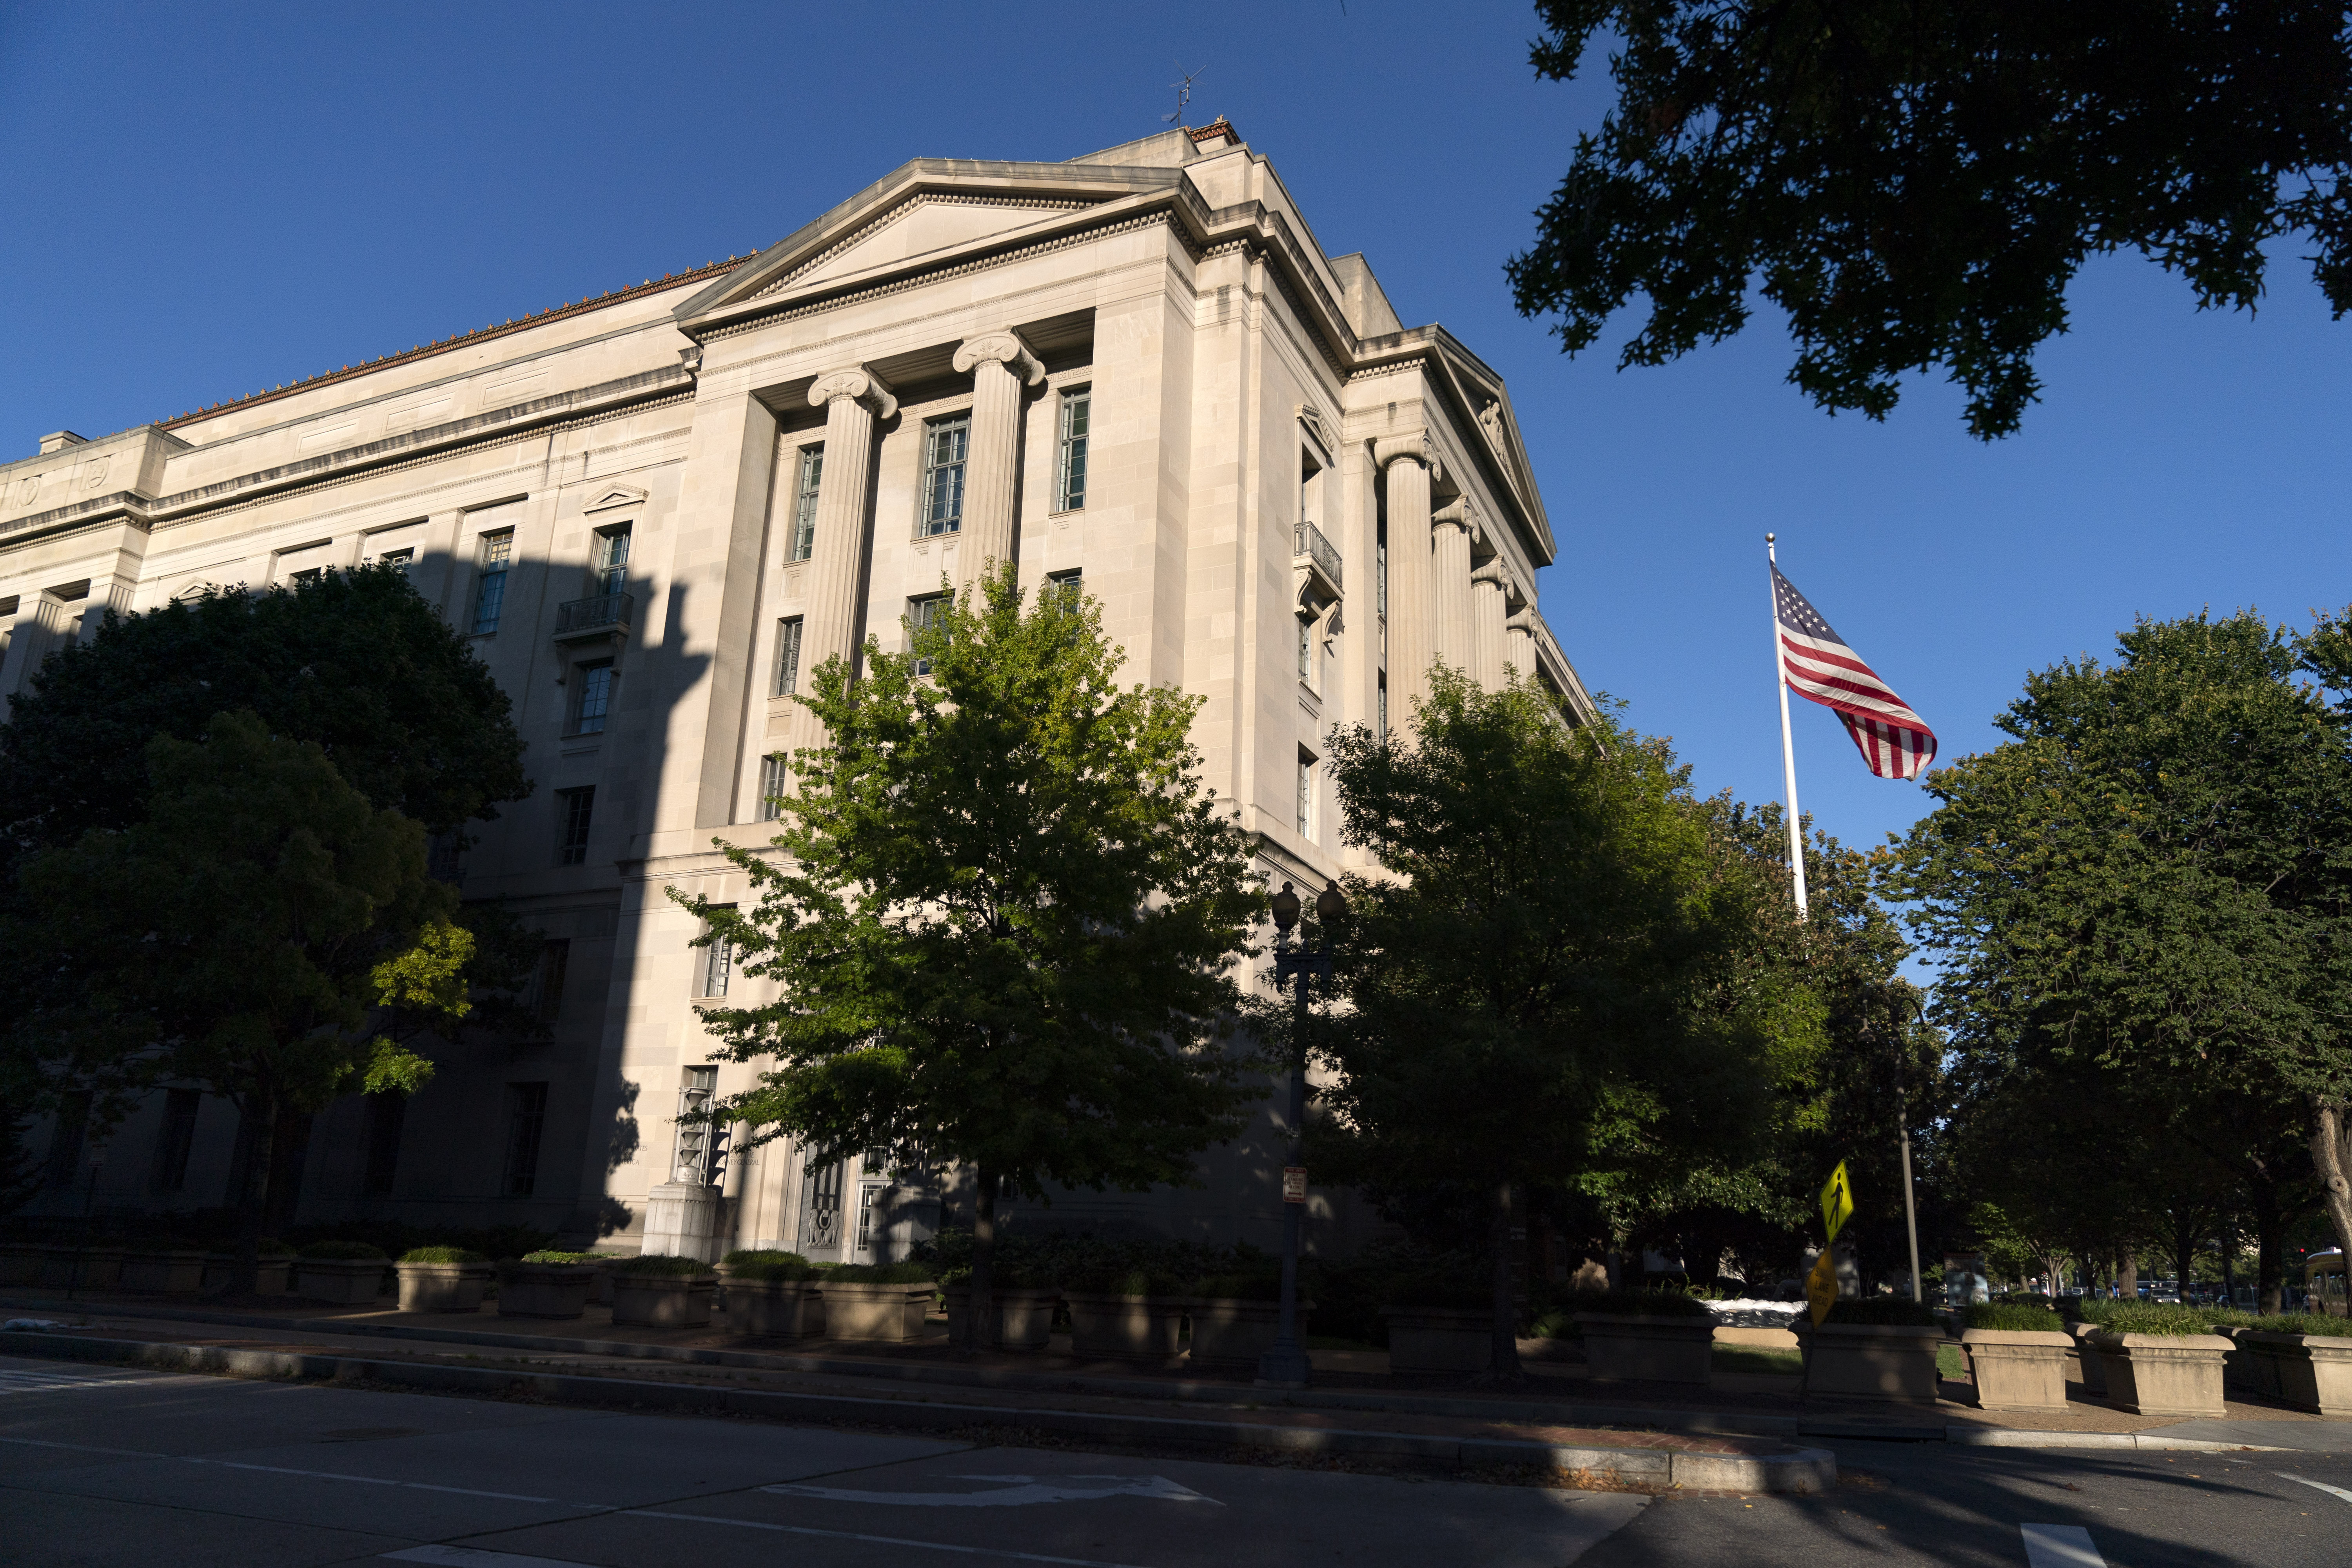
1470, 558, 1517, 689
1431, 498, 1478, 678
950, 333, 1043, 588
802, 367, 897, 678
1505, 602, 1540, 683
1374, 432, 1443, 729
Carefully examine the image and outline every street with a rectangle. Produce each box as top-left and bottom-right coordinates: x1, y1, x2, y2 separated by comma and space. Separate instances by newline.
5, 1356, 2350, 1567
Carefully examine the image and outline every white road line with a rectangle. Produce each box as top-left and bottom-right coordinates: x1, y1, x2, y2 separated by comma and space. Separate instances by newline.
2279, 1472, 2352, 1505
627, 1505, 1158, 1568
0, 1434, 168, 1458
383, 1548, 606, 1568
0, 1369, 169, 1392
187, 1458, 402, 1485
2020, 1523, 2105, 1568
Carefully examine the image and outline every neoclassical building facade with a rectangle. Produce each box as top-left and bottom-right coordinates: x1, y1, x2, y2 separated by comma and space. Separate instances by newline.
1, 123, 1593, 1259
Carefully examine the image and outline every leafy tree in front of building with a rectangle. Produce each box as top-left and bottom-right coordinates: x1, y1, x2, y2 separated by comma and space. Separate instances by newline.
3, 710, 470, 1285
1311, 674, 1804, 1376
674, 563, 1263, 1346
1510, 4, 2352, 437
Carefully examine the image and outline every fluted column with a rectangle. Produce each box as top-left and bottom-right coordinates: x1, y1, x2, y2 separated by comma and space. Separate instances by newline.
950, 333, 1043, 588
1375, 432, 1442, 730
1430, 498, 1478, 679
1506, 602, 1539, 683
803, 367, 896, 678
1470, 559, 1517, 688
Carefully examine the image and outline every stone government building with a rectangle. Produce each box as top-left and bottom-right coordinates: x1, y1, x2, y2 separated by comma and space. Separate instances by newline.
1, 123, 1594, 1261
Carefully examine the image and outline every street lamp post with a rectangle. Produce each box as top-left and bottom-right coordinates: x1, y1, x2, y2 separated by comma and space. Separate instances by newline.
1257, 878, 1343, 1389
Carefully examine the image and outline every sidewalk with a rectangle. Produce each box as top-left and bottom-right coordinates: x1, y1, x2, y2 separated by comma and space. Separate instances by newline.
5, 1286, 2343, 1472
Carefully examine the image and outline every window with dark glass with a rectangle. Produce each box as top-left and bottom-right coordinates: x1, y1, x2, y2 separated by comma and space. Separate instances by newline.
700, 909, 736, 998
759, 753, 788, 822
149, 1088, 200, 1195
503, 1082, 549, 1197
570, 659, 615, 736
363, 1092, 406, 1196
593, 524, 631, 595
556, 786, 595, 866
907, 594, 947, 675
472, 530, 514, 634
918, 416, 969, 537
533, 938, 570, 1024
775, 616, 804, 696
791, 446, 823, 562
1056, 388, 1090, 511
1046, 568, 1082, 609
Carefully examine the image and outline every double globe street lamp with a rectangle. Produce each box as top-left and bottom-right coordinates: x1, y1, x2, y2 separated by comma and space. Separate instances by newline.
1256, 877, 1345, 1389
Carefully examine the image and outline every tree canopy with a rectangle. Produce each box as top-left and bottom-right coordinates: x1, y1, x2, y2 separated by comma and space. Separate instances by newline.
1509, 3, 2352, 437
676, 564, 1263, 1341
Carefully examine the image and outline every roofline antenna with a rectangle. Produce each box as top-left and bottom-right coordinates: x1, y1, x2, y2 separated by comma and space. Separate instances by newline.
1163, 64, 1203, 128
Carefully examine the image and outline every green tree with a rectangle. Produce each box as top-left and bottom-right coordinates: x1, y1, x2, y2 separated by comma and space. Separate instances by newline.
4, 711, 464, 1284
1314, 674, 1796, 1376
675, 565, 1263, 1345
1887, 611, 2352, 1310
1509, 3, 2352, 438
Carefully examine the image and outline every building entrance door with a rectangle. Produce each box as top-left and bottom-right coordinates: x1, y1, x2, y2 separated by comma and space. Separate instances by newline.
798, 1160, 844, 1261
851, 1178, 889, 1265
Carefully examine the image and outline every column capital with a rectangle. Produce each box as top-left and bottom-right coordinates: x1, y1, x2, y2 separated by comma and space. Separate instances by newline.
1472, 556, 1526, 609
1372, 430, 1443, 481
1432, 497, 1483, 545
808, 366, 898, 420
952, 333, 1045, 387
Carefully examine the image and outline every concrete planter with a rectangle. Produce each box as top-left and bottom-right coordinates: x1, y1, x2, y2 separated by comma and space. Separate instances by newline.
2067, 1321, 2107, 1394
497, 1263, 597, 1319
819, 1280, 938, 1343
1382, 1305, 1497, 1375
1575, 1314, 1714, 1384
2214, 1325, 2278, 1399
202, 1254, 292, 1294
726, 1278, 828, 1339
38, 1245, 123, 1290
1959, 1328, 2073, 1410
2091, 1331, 2230, 1417
1187, 1297, 1312, 1373
1064, 1292, 1187, 1361
296, 1258, 388, 1305
396, 1262, 494, 1313
1797, 1324, 1944, 1401
942, 1285, 1057, 1351
2237, 1332, 2352, 1415
117, 1251, 206, 1295
610, 1274, 715, 1327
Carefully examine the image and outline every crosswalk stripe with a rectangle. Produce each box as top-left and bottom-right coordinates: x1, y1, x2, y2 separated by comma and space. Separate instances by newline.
2020, 1523, 2104, 1567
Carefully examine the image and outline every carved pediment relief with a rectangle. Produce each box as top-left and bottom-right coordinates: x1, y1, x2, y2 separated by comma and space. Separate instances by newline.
757, 194, 1096, 300
582, 482, 648, 515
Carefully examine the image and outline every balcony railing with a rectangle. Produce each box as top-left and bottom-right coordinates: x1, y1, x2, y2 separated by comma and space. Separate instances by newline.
555, 591, 633, 641
1294, 521, 1342, 590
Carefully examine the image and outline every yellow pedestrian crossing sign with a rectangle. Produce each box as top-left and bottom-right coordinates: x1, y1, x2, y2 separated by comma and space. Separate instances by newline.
1820, 1161, 1854, 1243
1806, 1249, 1839, 1325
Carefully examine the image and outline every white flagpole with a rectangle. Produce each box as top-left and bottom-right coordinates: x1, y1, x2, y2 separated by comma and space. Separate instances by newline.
1768, 534, 1809, 919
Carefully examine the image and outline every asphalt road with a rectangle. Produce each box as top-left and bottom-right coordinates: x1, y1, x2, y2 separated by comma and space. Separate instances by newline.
4, 1354, 2350, 1568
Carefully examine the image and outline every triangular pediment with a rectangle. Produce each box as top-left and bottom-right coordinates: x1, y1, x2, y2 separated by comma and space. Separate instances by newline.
755, 194, 1097, 299
583, 483, 648, 514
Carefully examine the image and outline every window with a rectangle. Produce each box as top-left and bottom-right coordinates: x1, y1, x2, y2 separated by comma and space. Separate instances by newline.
149, 1088, 200, 1196
1376, 540, 1388, 622
907, 594, 947, 675
700, 910, 736, 998
43, 1090, 91, 1190
570, 659, 615, 736
503, 1082, 549, 1197
363, 1092, 406, 1196
1046, 568, 1082, 609
289, 567, 325, 587
775, 616, 804, 696
593, 524, 631, 596
532, 938, 570, 1024
378, 548, 414, 579
918, 415, 969, 537
556, 786, 595, 866
791, 446, 823, 562
759, 753, 788, 822
1297, 748, 1316, 839
1377, 674, 1388, 743
1299, 443, 1324, 530
1056, 388, 1090, 511
472, 530, 514, 634
1298, 616, 1313, 683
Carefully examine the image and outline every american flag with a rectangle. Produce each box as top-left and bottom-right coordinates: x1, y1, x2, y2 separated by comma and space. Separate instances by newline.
1773, 564, 1937, 780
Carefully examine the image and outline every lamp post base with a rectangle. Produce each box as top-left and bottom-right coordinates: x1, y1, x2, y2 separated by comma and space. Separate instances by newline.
1255, 1340, 1312, 1389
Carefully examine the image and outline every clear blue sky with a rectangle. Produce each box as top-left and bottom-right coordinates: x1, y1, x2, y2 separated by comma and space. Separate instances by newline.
5, 1, 2345, 866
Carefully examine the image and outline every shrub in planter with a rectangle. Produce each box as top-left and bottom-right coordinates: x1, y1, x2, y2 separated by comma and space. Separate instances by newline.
2078, 1303, 2230, 1417
118, 1242, 209, 1295
819, 1262, 939, 1343
940, 1264, 1058, 1352
1185, 1272, 1310, 1373
2226, 1313, 2352, 1414
495, 1250, 601, 1319
296, 1240, 390, 1305
607, 1254, 718, 1328
1380, 1276, 1495, 1376
1061, 1267, 1192, 1361
1958, 1303, 2073, 1410
396, 1247, 494, 1312
203, 1239, 294, 1293
720, 1251, 827, 1338
1573, 1289, 1714, 1385
1798, 1299, 1948, 1401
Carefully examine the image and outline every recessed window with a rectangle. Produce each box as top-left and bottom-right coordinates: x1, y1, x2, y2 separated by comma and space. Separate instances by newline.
1046, 568, 1082, 609
149, 1088, 200, 1196
759, 753, 788, 822
701, 909, 736, 998
1377, 674, 1388, 743
570, 659, 615, 735
472, 530, 514, 634
1298, 616, 1313, 683
532, 938, 570, 1024
593, 524, 631, 596
775, 616, 804, 697
1297, 748, 1316, 840
908, 593, 947, 676
556, 786, 595, 866
289, 567, 325, 587
1056, 388, 1091, 511
919, 415, 969, 537
363, 1092, 406, 1196
503, 1082, 549, 1197
378, 548, 415, 580
791, 446, 823, 562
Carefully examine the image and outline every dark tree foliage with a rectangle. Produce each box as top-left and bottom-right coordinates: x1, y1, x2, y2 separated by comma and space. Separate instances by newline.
0, 563, 529, 873
1510, 3, 2352, 437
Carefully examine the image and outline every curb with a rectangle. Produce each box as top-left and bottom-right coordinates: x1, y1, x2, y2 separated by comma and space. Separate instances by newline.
1944, 1426, 2284, 1452
0, 1329, 1837, 1494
